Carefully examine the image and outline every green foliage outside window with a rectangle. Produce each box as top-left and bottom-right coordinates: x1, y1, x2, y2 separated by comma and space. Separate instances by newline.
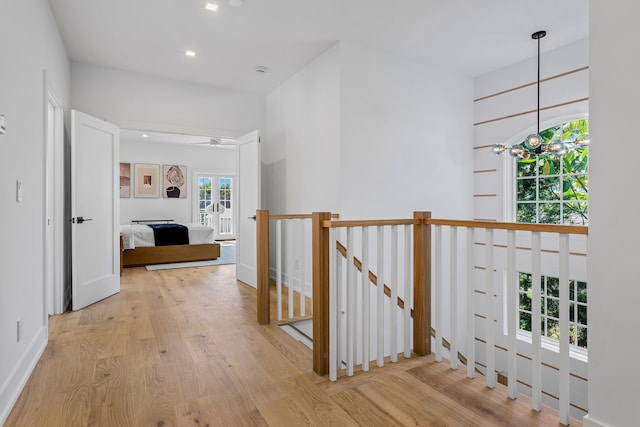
516, 119, 589, 225
518, 272, 588, 349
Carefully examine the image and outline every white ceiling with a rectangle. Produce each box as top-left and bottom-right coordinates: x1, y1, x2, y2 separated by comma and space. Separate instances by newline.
120, 129, 236, 147
48, 0, 589, 95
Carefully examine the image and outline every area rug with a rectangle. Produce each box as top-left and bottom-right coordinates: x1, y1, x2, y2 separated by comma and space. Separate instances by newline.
145, 243, 235, 270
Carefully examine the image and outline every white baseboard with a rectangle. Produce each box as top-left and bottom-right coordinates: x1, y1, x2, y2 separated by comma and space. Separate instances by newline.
582, 414, 606, 427
0, 326, 48, 426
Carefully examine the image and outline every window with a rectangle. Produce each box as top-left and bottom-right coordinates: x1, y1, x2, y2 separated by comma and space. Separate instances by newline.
518, 272, 588, 349
515, 119, 589, 225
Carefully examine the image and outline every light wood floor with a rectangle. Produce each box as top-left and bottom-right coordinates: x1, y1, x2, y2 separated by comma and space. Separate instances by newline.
6, 265, 580, 426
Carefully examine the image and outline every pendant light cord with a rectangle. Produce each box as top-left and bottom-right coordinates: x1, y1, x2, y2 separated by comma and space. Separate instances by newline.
537, 35, 540, 135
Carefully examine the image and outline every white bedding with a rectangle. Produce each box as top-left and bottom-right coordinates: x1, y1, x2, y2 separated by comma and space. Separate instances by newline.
120, 223, 215, 250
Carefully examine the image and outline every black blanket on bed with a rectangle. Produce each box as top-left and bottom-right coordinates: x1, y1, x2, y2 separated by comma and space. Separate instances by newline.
147, 224, 189, 246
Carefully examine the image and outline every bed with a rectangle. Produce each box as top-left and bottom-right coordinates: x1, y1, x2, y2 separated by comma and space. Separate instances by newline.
120, 221, 220, 268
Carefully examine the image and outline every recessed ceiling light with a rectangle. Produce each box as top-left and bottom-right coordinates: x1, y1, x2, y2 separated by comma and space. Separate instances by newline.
228, 0, 244, 6
142, 134, 148, 138
185, 50, 196, 57
204, 2, 219, 11
255, 66, 268, 74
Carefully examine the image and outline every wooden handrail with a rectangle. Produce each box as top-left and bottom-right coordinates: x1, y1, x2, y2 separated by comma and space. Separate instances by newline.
427, 218, 588, 235
323, 218, 419, 228
270, 213, 339, 220
322, 216, 587, 235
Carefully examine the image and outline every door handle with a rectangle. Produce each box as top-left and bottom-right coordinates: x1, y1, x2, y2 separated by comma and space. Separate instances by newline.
73, 216, 93, 224
248, 215, 257, 221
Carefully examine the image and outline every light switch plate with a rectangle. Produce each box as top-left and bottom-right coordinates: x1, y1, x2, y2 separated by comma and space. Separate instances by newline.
16, 180, 23, 202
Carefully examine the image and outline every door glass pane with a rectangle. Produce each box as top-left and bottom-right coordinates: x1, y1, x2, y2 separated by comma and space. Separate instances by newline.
198, 177, 213, 226
218, 177, 233, 235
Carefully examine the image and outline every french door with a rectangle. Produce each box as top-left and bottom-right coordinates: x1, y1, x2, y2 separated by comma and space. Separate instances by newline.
195, 174, 235, 240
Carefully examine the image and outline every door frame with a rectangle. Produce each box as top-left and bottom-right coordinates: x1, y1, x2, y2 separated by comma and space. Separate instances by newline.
44, 73, 64, 315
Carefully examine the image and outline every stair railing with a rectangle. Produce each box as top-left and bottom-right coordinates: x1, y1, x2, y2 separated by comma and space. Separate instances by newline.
256, 210, 338, 325
427, 218, 588, 425
312, 211, 431, 379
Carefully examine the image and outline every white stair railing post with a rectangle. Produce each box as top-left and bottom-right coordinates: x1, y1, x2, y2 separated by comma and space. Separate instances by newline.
276, 219, 283, 321
287, 220, 294, 319
485, 228, 496, 388
346, 227, 356, 375
559, 233, 570, 425
466, 227, 476, 379
390, 225, 398, 363
531, 231, 542, 411
361, 226, 370, 371
376, 226, 385, 367
404, 224, 412, 358
450, 226, 458, 370
299, 218, 306, 317
329, 227, 338, 381
434, 225, 442, 362
506, 229, 517, 399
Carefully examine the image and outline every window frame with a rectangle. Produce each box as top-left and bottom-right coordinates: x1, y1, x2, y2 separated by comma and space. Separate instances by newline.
503, 114, 589, 224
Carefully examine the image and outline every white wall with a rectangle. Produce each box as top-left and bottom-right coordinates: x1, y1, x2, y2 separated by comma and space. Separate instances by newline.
264, 44, 341, 214
340, 42, 474, 220
265, 41, 474, 220
71, 62, 265, 139
120, 139, 235, 224
0, 0, 70, 424
585, 2, 640, 425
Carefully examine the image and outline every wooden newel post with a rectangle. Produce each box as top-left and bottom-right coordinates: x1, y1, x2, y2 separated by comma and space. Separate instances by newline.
413, 211, 431, 356
257, 209, 270, 324
312, 211, 331, 375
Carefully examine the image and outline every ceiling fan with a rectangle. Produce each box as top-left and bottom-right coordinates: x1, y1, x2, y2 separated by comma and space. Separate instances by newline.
194, 137, 236, 148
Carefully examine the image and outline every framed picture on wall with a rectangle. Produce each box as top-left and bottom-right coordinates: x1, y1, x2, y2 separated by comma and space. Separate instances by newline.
134, 163, 160, 198
119, 162, 131, 198
163, 164, 187, 199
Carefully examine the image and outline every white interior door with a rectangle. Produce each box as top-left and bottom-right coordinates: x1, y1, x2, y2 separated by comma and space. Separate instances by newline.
235, 130, 260, 287
71, 110, 120, 310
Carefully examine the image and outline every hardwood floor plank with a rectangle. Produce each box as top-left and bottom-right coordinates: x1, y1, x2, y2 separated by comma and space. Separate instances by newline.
331, 388, 404, 426
6, 263, 579, 426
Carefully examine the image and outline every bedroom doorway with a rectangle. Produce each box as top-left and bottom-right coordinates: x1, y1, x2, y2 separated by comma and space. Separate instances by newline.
195, 174, 236, 241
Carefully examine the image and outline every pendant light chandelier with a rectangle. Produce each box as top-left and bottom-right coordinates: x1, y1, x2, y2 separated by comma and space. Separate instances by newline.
492, 30, 589, 159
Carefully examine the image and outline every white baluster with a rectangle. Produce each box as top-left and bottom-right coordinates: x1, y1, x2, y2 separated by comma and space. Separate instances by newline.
435, 225, 442, 362
506, 229, 517, 399
559, 233, 570, 425
300, 218, 306, 317
390, 225, 398, 363
466, 227, 475, 379
376, 226, 384, 367
336, 231, 343, 373
362, 226, 370, 371
276, 219, 282, 321
450, 226, 458, 369
531, 232, 542, 411
404, 224, 411, 359
287, 220, 294, 319
329, 227, 338, 381
346, 227, 355, 375
485, 228, 496, 388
